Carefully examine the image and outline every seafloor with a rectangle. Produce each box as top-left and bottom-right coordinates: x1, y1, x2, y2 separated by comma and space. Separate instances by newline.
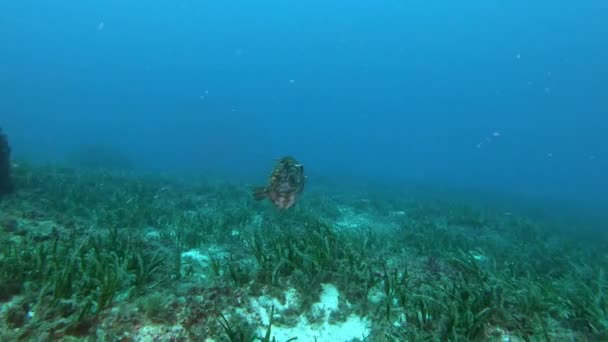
0, 163, 606, 341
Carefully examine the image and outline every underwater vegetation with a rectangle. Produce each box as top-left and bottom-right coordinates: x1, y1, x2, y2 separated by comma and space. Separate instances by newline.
0, 162, 606, 341
0, 128, 14, 196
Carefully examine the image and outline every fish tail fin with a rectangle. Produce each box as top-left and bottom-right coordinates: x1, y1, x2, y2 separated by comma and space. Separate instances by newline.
252, 187, 268, 201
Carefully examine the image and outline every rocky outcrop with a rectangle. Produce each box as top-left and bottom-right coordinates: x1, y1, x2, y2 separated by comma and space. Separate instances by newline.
0, 128, 14, 196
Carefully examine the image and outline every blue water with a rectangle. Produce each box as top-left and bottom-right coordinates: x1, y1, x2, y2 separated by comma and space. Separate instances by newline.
1, 1, 606, 216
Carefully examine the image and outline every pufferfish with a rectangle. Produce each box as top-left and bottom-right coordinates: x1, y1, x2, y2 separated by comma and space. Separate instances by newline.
252, 156, 305, 210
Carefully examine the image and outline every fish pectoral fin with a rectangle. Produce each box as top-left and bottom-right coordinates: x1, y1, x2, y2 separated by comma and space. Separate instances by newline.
252, 187, 268, 201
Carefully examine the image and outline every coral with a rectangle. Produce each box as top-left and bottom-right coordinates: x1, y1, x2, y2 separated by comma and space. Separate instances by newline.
0, 128, 14, 196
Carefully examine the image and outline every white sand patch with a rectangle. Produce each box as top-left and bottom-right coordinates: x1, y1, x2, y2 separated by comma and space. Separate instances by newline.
389, 210, 407, 217
132, 324, 185, 342
181, 249, 209, 264
313, 283, 339, 312
335, 206, 371, 230
181, 246, 228, 264
249, 284, 370, 342
252, 214, 264, 226
367, 288, 385, 304
143, 229, 161, 240
247, 288, 300, 325
336, 207, 398, 234
180, 246, 228, 279
270, 314, 369, 342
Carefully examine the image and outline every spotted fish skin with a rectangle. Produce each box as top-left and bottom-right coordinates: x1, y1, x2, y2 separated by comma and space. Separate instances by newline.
253, 156, 305, 210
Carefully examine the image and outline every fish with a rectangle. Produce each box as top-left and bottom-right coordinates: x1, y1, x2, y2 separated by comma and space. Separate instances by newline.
253, 156, 305, 210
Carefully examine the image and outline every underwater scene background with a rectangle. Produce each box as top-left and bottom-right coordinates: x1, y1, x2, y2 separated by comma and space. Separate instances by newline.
1, 1, 607, 341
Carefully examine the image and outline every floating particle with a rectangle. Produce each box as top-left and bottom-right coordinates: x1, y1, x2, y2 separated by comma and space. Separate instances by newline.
515, 53, 521, 59
492, 131, 501, 137
289, 79, 295, 84
547, 153, 553, 158
97, 21, 105, 31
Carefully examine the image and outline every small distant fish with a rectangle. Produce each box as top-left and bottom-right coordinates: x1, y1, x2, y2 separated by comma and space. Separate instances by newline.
253, 156, 305, 210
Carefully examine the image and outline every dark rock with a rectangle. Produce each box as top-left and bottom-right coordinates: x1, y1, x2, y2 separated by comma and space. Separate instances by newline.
0, 281, 23, 302
0, 128, 14, 196
5, 304, 27, 328
0, 216, 19, 232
